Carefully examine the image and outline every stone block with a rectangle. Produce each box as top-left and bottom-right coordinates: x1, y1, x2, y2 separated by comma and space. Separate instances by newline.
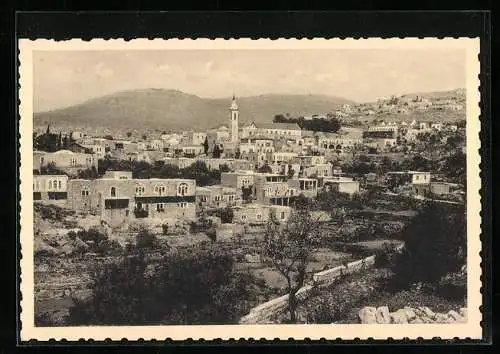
459, 307, 467, 319
418, 306, 436, 320
358, 306, 377, 324
390, 310, 408, 324
375, 306, 391, 324
447, 310, 463, 322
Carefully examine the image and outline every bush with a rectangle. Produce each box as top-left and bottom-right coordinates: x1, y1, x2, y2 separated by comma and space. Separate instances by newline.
388, 202, 466, 291
67, 249, 257, 325
162, 224, 169, 235
136, 228, 158, 249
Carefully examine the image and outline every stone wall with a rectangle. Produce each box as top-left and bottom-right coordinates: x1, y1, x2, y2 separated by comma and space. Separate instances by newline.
239, 254, 377, 324
359, 306, 468, 324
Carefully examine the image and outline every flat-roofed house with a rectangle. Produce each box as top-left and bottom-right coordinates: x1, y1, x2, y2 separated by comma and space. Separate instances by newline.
33, 150, 98, 176
253, 173, 297, 206
323, 177, 360, 196
33, 175, 69, 201
67, 175, 196, 227
288, 178, 319, 198
195, 185, 242, 210
386, 171, 431, 189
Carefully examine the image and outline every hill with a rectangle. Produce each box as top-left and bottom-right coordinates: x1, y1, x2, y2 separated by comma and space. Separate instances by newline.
34, 89, 354, 132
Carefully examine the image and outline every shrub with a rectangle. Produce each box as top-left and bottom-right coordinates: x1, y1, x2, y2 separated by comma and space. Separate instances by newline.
388, 202, 466, 291
136, 229, 158, 249
162, 224, 169, 235
67, 249, 257, 325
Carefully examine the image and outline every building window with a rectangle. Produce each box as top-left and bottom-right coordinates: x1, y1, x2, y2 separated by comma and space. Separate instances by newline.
154, 185, 166, 195
58, 180, 62, 190
48, 181, 53, 190
256, 214, 262, 220
156, 203, 165, 212
241, 214, 247, 220
110, 187, 117, 197
135, 185, 145, 196
81, 187, 90, 196
280, 211, 285, 220
178, 183, 189, 196
70, 158, 77, 166
177, 202, 187, 208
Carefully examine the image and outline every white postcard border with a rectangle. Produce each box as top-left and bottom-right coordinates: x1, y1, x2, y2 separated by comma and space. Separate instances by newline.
19, 38, 482, 341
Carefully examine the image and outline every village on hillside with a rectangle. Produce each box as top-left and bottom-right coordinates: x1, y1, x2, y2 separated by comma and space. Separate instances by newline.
33, 90, 467, 326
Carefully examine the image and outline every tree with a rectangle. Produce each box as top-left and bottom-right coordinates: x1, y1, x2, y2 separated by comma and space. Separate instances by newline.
203, 136, 209, 156
241, 186, 253, 203
218, 207, 234, 223
68, 248, 256, 325
126, 132, 132, 138
213, 144, 222, 158
136, 228, 158, 249
262, 209, 320, 323
257, 163, 272, 174
103, 135, 114, 140
235, 148, 241, 159
389, 202, 466, 290
141, 134, 147, 141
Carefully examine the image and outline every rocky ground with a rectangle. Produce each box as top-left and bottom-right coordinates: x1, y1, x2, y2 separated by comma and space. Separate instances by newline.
358, 306, 467, 324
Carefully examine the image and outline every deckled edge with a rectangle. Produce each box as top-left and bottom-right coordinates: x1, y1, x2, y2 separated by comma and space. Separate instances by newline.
18, 37, 484, 343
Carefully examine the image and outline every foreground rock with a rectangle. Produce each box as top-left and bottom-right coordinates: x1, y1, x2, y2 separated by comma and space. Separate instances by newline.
359, 306, 468, 324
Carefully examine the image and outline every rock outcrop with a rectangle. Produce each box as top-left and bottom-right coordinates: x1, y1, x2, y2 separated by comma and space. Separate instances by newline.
359, 306, 467, 324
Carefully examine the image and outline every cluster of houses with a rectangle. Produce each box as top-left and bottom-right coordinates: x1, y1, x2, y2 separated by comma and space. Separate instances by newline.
323, 93, 465, 120
33, 95, 464, 229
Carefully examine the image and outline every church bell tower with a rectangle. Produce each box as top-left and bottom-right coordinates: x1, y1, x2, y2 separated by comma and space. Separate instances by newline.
230, 94, 239, 143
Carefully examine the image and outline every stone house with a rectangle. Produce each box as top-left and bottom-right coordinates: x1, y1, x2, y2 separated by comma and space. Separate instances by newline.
33, 150, 98, 175
33, 175, 69, 201
67, 175, 196, 227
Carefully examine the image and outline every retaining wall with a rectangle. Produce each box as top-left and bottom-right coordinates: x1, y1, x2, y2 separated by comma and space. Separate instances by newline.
239, 254, 377, 324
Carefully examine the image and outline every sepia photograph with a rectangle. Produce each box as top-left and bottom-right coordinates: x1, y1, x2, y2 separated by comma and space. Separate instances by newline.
19, 38, 481, 340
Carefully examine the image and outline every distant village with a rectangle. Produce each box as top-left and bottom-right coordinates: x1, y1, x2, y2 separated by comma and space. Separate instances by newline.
32, 91, 466, 233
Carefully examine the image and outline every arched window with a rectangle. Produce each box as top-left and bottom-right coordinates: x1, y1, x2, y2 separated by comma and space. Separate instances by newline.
58, 180, 62, 190
178, 183, 189, 196
135, 184, 145, 196
110, 187, 116, 197
154, 184, 166, 196
48, 181, 52, 190
81, 187, 90, 196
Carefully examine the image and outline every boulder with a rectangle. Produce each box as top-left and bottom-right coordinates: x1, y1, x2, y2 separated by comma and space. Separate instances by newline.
435, 313, 449, 323
358, 307, 377, 324
459, 307, 467, 319
409, 317, 424, 324
390, 310, 409, 324
375, 306, 391, 324
418, 306, 436, 320
447, 310, 463, 322
402, 307, 417, 321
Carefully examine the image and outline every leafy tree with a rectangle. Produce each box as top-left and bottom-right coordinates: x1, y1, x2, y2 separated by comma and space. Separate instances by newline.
136, 228, 158, 249
389, 202, 466, 290
103, 135, 114, 140
241, 186, 253, 203
77, 167, 99, 179
126, 132, 132, 138
235, 148, 241, 159
40, 162, 65, 175
141, 135, 147, 141
262, 209, 321, 323
203, 136, 209, 156
213, 144, 222, 158
218, 207, 234, 223
257, 163, 272, 174
68, 248, 256, 325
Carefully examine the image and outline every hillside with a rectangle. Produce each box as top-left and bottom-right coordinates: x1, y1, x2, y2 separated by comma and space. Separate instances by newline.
34, 89, 354, 132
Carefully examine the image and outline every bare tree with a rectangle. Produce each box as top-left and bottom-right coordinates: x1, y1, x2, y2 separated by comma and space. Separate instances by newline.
262, 208, 320, 323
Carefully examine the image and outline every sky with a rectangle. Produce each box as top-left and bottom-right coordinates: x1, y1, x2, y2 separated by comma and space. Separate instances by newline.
33, 49, 466, 112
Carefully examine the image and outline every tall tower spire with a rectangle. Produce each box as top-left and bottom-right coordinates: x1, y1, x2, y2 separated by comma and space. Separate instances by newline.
229, 94, 239, 143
